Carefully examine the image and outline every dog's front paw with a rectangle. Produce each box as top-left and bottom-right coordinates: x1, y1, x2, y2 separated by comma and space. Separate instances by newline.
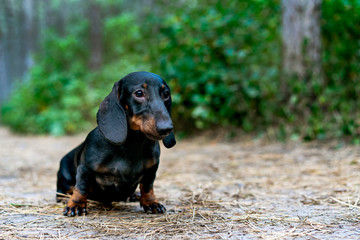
63, 189, 88, 217
63, 205, 87, 217
139, 184, 166, 214
141, 201, 166, 214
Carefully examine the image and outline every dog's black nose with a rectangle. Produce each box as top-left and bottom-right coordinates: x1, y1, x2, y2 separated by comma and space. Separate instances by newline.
157, 123, 173, 136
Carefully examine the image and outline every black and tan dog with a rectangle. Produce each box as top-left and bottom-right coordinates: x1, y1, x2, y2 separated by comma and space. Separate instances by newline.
56, 72, 176, 217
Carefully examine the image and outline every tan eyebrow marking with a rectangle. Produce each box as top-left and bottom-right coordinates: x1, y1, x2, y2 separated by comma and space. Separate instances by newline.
161, 85, 165, 89
143, 83, 147, 89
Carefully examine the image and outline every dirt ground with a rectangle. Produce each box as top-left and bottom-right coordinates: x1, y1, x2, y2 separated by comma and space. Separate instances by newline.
0, 126, 359, 239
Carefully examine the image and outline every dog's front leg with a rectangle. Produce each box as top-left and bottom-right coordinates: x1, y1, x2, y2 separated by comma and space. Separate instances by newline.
140, 164, 166, 214
63, 164, 90, 217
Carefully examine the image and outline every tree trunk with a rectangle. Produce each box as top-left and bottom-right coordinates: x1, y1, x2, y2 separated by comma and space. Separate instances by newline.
0, 18, 9, 104
45, 1, 55, 30
55, 1, 65, 37
281, 0, 322, 84
3, 0, 16, 100
16, 0, 27, 81
32, 0, 40, 53
23, 0, 35, 72
87, 1, 103, 71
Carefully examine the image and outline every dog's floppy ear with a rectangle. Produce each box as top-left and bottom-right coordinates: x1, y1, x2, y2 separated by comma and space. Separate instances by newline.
97, 81, 127, 145
162, 80, 176, 148
163, 132, 176, 148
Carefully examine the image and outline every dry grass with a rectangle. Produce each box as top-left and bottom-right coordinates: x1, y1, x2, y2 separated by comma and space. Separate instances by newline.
0, 127, 360, 239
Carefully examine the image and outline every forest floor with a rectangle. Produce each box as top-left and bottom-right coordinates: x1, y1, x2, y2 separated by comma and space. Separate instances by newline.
0, 126, 359, 239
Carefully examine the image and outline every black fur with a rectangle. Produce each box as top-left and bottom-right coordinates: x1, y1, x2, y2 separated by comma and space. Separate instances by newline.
56, 72, 176, 214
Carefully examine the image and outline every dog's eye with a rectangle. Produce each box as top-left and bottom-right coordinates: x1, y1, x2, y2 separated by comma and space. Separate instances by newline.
163, 91, 170, 101
134, 90, 144, 98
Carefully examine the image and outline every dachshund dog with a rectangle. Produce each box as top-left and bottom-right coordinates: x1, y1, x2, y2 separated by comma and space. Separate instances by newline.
56, 72, 176, 217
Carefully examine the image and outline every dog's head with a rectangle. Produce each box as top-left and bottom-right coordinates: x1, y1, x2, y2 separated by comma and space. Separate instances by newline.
97, 71, 176, 148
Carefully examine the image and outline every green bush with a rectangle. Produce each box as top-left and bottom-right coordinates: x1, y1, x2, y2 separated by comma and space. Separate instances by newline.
1, 14, 150, 135
1, 31, 90, 135
1, 0, 359, 142
154, 1, 280, 131
320, 0, 360, 139
145, 0, 360, 141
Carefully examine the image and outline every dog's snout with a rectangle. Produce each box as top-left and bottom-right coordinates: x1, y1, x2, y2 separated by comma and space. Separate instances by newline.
157, 122, 173, 136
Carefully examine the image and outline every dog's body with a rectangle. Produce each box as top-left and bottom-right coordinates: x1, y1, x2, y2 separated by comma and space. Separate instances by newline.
56, 72, 176, 216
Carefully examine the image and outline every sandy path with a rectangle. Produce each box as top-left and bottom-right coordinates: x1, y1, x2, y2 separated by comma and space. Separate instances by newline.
0, 127, 359, 239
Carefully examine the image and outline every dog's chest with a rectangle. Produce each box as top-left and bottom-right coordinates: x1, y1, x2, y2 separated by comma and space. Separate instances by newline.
94, 156, 157, 189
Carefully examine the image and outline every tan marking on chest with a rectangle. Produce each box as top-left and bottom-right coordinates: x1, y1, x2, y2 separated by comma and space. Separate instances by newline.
145, 158, 157, 169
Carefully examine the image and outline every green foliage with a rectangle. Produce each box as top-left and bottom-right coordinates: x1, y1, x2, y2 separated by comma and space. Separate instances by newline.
1, 0, 359, 141
320, 0, 360, 140
155, 1, 281, 131
148, 0, 360, 140
282, 0, 360, 141
104, 13, 142, 62
1, 14, 150, 135
1, 34, 90, 135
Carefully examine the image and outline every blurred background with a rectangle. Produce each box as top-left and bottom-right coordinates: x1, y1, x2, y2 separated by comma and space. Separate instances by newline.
0, 0, 359, 141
